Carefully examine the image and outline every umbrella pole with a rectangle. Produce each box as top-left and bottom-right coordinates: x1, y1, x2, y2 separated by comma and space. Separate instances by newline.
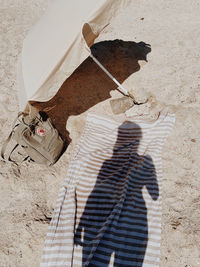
90, 53, 130, 97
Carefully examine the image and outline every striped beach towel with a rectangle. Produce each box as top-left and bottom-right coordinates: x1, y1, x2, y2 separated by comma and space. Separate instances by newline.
41, 111, 175, 267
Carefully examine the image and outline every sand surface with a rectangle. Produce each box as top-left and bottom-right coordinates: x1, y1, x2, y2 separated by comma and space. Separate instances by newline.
0, 0, 200, 266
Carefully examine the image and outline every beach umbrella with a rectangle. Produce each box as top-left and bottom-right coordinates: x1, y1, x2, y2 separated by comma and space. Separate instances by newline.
18, 0, 132, 111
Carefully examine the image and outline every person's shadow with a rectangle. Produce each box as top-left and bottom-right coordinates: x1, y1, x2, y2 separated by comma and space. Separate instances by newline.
74, 121, 159, 266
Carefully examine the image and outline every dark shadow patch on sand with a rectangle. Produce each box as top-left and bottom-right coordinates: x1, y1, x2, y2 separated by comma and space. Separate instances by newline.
31, 40, 151, 147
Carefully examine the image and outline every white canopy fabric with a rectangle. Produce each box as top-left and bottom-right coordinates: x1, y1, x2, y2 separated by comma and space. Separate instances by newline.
18, 0, 131, 109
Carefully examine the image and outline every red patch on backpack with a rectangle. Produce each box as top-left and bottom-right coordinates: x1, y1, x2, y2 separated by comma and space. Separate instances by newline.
37, 127, 46, 137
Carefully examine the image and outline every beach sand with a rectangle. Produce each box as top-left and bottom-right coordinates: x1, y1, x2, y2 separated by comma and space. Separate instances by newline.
0, 0, 200, 266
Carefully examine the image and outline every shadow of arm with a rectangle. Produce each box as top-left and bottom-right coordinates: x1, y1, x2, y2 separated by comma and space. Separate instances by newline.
144, 155, 159, 201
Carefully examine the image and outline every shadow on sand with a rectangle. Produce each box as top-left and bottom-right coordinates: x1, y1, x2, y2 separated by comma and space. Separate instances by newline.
74, 121, 159, 266
31, 40, 151, 146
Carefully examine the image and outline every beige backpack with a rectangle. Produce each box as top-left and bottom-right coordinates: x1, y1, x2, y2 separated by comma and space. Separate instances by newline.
1, 111, 65, 166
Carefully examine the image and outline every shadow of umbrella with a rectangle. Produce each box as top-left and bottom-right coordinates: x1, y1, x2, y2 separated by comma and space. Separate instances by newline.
31, 40, 151, 147
74, 121, 159, 266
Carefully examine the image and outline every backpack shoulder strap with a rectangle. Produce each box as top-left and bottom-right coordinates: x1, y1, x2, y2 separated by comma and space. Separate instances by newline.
1, 131, 13, 160
1, 112, 28, 161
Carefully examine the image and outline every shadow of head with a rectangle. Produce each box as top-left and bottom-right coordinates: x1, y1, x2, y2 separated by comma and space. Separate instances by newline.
114, 121, 142, 153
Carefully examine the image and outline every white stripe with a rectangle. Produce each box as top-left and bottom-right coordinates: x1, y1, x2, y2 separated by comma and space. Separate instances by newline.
40, 262, 69, 266
43, 246, 73, 251
42, 253, 72, 259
